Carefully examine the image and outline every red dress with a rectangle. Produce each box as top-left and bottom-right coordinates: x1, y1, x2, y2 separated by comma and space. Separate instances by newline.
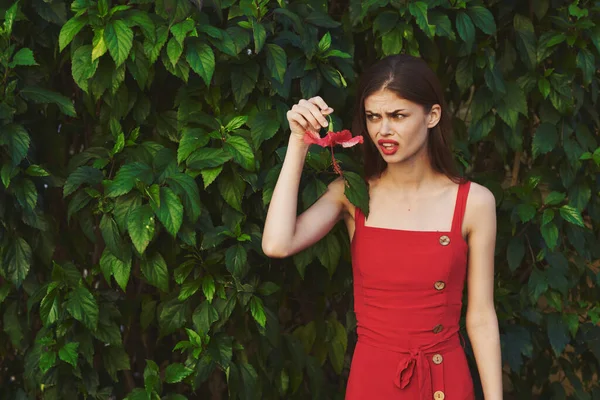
346, 181, 475, 400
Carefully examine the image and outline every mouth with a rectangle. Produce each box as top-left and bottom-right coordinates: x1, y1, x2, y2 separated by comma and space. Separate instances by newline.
377, 140, 399, 156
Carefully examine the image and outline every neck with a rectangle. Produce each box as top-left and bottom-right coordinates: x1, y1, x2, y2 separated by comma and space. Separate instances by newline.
379, 149, 439, 191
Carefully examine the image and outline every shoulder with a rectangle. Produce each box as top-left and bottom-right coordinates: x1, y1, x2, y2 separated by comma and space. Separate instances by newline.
464, 181, 497, 233
465, 181, 496, 210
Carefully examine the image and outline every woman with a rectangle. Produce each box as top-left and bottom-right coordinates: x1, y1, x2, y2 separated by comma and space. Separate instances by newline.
262, 54, 502, 399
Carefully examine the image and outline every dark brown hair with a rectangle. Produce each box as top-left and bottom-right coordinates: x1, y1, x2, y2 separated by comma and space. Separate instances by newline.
351, 54, 462, 182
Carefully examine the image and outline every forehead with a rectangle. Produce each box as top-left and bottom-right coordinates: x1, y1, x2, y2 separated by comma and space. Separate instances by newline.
364, 89, 416, 111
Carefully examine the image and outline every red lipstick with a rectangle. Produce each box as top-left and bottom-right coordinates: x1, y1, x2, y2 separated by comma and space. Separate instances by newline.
377, 139, 399, 156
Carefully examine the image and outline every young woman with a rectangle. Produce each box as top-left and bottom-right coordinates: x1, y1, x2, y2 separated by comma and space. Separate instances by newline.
262, 54, 502, 399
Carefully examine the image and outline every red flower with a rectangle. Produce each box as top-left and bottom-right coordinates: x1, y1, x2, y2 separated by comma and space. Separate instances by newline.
303, 129, 364, 176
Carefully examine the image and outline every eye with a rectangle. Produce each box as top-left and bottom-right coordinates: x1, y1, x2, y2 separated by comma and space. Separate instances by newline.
366, 114, 378, 121
393, 113, 405, 119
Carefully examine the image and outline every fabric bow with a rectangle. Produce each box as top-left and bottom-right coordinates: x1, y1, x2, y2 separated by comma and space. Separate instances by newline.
303, 128, 364, 176
393, 348, 433, 400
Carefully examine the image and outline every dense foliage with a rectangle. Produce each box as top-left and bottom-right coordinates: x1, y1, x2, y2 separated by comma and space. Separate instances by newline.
0, 0, 599, 398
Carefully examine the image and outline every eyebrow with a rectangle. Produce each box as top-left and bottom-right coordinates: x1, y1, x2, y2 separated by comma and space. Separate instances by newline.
365, 109, 407, 115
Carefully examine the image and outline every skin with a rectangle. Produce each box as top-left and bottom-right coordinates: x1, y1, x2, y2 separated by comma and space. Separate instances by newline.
262, 91, 503, 399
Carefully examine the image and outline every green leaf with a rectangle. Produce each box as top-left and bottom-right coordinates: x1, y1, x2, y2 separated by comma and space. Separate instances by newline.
0, 123, 30, 166
224, 136, 255, 171
305, 11, 341, 28
544, 191, 565, 206
248, 110, 280, 148
252, 19, 266, 53
316, 233, 341, 276
177, 128, 209, 164
576, 49, 594, 85
541, 222, 559, 249
141, 252, 169, 292
532, 123, 558, 159
507, 236, 525, 272
187, 148, 232, 170
319, 64, 346, 88
202, 275, 216, 303
456, 12, 475, 48
64, 166, 103, 197
167, 172, 201, 223
547, 314, 570, 356
193, 301, 219, 334
3, 2, 18, 35
170, 19, 194, 44
167, 37, 183, 67
143, 359, 160, 393
40, 290, 60, 326
218, 169, 246, 212
72, 45, 99, 92
514, 16, 536, 69
199, 166, 221, 189
381, 26, 403, 56
141, 299, 157, 330
66, 286, 99, 330
5, 237, 32, 286
40, 351, 57, 374
104, 19, 134, 67
318, 32, 331, 53
538, 78, 550, 99
467, 6, 496, 35
542, 209, 554, 226
225, 244, 247, 277
165, 363, 193, 383
9, 48, 37, 67
99, 248, 131, 291
58, 342, 79, 367
258, 281, 280, 296
265, 43, 287, 83
152, 187, 184, 237
230, 63, 259, 104
344, 172, 369, 217
186, 42, 215, 87
103, 346, 131, 381
455, 59, 473, 93
100, 214, 126, 261
517, 204, 536, 223
126, 10, 156, 40
225, 116, 248, 132
559, 205, 585, 227
105, 162, 153, 197
59, 16, 87, 51
19, 86, 76, 117
178, 279, 201, 301
249, 296, 266, 328
327, 318, 347, 374
128, 205, 155, 254
408, 2, 434, 38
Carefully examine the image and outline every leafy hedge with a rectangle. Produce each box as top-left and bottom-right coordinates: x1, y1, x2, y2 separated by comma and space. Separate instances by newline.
0, 0, 599, 398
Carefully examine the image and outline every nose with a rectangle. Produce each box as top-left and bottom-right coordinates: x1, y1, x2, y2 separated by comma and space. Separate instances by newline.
379, 119, 392, 136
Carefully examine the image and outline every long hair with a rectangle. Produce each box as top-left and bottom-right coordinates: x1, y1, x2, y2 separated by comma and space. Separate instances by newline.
351, 54, 462, 182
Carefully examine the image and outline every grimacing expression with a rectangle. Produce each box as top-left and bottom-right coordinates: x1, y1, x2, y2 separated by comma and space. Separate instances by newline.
364, 89, 441, 164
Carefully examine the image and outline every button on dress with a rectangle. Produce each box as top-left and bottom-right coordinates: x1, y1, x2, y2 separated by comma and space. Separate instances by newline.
346, 181, 474, 400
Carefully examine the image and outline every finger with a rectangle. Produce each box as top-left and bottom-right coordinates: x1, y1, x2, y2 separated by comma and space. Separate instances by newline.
309, 96, 331, 112
295, 105, 324, 131
287, 111, 309, 131
298, 100, 329, 128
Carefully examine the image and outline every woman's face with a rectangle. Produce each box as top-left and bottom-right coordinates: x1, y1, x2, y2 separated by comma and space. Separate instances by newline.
363, 89, 440, 165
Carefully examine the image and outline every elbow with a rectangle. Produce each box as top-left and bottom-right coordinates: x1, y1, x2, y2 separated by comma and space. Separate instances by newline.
465, 307, 499, 334
261, 240, 289, 259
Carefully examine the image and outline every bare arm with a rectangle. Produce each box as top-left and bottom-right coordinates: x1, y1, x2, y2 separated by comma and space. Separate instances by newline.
262, 97, 347, 258
464, 183, 503, 399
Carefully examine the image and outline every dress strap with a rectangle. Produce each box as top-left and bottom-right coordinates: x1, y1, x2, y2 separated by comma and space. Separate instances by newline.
354, 206, 364, 229
450, 181, 471, 234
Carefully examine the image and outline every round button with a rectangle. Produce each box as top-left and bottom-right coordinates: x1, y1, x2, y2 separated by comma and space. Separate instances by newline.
433, 324, 444, 334
432, 353, 443, 364
434, 391, 445, 400
434, 281, 446, 290
439, 235, 450, 246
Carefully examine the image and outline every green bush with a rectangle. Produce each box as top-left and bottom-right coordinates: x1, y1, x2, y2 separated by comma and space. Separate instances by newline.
0, 0, 599, 398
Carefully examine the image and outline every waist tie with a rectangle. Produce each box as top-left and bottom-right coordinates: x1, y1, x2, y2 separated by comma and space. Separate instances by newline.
393, 333, 460, 399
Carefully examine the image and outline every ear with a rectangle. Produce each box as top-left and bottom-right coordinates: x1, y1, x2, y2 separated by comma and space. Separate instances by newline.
427, 104, 442, 128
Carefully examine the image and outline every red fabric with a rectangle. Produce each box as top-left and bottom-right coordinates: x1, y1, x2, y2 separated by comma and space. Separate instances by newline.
346, 181, 475, 399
